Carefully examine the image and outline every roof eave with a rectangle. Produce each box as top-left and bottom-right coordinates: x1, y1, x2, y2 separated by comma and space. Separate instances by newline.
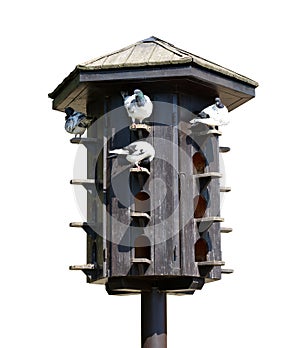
49, 62, 257, 113
48, 66, 80, 100
77, 59, 258, 88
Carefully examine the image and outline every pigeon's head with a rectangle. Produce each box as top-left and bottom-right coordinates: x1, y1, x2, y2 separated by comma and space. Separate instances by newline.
215, 97, 224, 108
134, 89, 146, 106
134, 89, 143, 96
65, 107, 74, 117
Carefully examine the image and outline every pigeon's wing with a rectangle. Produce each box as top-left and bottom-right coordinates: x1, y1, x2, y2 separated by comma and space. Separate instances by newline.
135, 141, 155, 158
123, 143, 139, 154
65, 117, 77, 133
129, 141, 152, 156
199, 104, 216, 117
144, 95, 153, 114
217, 106, 230, 125
135, 93, 146, 107
124, 94, 135, 109
72, 111, 85, 118
78, 116, 93, 128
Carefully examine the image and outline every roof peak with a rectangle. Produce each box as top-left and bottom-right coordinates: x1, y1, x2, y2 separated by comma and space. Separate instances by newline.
141, 36, 160, 43
78, 36, 192, 69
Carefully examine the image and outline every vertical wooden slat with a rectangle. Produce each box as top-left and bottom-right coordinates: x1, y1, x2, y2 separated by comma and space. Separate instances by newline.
86, 98, 104, 282
170, 94, 180, 273
104, 96, 111, 277
202, 133, 222, 281
108, 95, 132, 277
178, 93, 204, 277
152, 93, 180, 276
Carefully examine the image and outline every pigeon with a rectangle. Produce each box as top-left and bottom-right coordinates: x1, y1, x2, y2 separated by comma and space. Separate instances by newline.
109, 140, 155, 170
190, 98, 229, 130
121, 89, 153, 127
64, 107, 93, 138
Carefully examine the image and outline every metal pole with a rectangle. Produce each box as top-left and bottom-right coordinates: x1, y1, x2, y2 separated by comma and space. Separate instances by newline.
141, 288, 167, 348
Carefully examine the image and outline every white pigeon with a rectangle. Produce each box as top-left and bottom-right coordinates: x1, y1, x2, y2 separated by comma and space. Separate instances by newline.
121, 89, 153, 127
190, 98, 229, 130
64, 107, 93, 138
109, 140, 155, 170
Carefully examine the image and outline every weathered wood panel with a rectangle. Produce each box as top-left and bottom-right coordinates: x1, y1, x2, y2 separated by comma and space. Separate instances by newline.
119, 87, 184, 279
177, 92, 210, 277
86, 98, 105, 282
200, 133, 222, 281
83, 83, 224, 288
151, 92, 180, 276
107, 94, 132, 277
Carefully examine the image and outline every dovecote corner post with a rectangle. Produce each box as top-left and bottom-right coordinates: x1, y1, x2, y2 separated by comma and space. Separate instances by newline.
48, 37, 258, 348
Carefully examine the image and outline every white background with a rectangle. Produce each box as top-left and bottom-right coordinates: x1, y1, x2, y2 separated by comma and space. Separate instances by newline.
1, 1, 299, 347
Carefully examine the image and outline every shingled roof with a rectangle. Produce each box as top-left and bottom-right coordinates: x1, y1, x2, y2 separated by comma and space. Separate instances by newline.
49, 36, 258, 112
77, 36, 258, 87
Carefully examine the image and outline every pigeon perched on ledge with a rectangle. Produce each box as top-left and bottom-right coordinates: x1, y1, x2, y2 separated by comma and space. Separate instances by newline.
190, 98, 229, 130
64, 107, 93, 138
121, 89, 153, 127
108, 140, 155, 170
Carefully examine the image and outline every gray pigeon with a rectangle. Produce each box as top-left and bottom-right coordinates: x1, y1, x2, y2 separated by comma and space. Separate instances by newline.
64, 107, 93, 137
109, 140, 155, 170
121, 89, 153, 127
190, 98, 229, 130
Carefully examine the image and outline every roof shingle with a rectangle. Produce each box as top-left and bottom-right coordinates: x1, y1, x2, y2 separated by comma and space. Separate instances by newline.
76, 36, 258, 87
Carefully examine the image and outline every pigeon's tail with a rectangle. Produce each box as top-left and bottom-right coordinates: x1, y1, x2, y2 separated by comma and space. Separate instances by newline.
120, 91, 128, 100
109, 148, 127, 155
78, 117, 94, 128
189, 119, 200, 126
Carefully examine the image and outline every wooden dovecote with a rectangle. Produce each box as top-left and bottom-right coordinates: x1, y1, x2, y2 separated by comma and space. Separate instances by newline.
49, 37, 258, 295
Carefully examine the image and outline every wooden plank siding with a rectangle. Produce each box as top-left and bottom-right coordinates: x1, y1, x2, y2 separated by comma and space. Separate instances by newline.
80, 85, 225, 288
86, 98, 105, 283
151, 93, 180, 276
65, 80, 227, 291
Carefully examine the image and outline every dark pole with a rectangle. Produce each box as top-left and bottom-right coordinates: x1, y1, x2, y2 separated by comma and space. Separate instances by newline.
141, 288, 167, 348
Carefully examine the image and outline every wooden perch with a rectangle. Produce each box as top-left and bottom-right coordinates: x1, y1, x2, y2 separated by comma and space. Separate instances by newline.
220, 227, 233, 233
131, 258, 152, 275
221, 269, 234, 274
69, 222, 100, 238
219, 146, 230, 153
70, 179, 95, 186
69, 264, 96, 271
131, 258, 152, 265
130, 167, 150, 176
220, 186, 231, 192
69, 263, 99, 277
130, 212, 151, 221
195, 216, 224, 232
70, 137, 101, 155
129, 124, 151, 133
194, 172, 222, 193
193, 172, 222, 179
70, 137, 100, 145
197, 261, 225, 267
197, 260, 225, 277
